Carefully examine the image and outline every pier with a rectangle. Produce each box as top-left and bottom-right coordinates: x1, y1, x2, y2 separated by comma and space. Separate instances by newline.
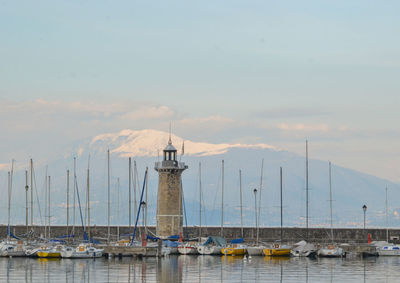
2, 225, 399, 244
100, 244, 161, 258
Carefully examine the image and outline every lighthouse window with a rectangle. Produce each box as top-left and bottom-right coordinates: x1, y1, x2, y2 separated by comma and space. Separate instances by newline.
173, 152, 176, 160
168, 152, 172, 160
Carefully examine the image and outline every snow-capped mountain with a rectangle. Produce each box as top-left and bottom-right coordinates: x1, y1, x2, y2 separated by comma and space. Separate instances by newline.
83, 129, 276, 157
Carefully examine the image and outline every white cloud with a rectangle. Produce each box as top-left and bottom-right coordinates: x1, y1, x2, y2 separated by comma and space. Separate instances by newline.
120, 106, 175, 121
277, 123, 329, 132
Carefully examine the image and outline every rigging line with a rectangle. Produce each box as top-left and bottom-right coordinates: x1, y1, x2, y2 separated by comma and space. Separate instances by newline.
75, 172, 86, 237
33, 164, 44, 228
200, 170, 207, 228
211, 168, 222, 212
182, 182, 188, 238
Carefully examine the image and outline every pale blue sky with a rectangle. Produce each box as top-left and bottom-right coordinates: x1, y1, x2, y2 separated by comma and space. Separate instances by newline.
0, 1, 399, 180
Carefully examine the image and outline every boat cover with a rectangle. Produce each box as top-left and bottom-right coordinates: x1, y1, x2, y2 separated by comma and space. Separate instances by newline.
203, 236, 227, 246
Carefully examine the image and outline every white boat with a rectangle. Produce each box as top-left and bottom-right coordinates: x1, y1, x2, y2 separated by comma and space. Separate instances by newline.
61, 243, 103, 258
376, 244, 400, 256
197, 245, 221, 255
197, 236, 226, 255
291, 240, 317, 257
317, 162, 344, 258
246, 246, 265, 256
375, 190, 400, 256
178, 243, 198, 255
318, 244, 344, 257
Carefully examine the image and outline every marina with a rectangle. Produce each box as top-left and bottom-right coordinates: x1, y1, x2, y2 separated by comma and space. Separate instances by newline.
1, 255, 400, 282
1, 138, 398, 262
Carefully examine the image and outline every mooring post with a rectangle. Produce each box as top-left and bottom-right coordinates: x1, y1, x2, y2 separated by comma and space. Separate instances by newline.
157, 239, 162, 257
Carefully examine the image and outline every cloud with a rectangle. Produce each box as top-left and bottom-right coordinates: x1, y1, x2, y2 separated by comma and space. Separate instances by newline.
176, 115, 235, 134
277, 123, 329, 132
119, 106, 175, 121
255, 107, 331, 119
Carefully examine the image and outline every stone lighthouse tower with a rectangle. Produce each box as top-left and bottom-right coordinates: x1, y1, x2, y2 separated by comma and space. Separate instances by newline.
155, 135, 188, 237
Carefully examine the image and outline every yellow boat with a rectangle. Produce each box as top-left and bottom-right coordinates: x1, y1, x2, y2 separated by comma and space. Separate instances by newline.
37, 250, 61, 258
37, 245, 63, 258
221, 244, 246, 256
263, 243, 291, 257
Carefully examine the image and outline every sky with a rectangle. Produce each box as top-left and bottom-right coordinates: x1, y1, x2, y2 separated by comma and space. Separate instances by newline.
0, 1, 399, 181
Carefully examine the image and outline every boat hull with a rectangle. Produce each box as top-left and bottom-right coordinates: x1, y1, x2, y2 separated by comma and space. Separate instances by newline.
247, 246, 264, 256
61, 251, 103, 258
37, 251, 61, 258
377, 246, 400, 256
263, 248, 291, 256
318, 247, 344, 257
61, 245, 104, 258
197, 246, 221, 255
178, 246, 198, 255
221, 247, 246, 256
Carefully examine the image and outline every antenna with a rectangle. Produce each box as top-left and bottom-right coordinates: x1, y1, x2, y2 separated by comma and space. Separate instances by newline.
168, 122, 172, 145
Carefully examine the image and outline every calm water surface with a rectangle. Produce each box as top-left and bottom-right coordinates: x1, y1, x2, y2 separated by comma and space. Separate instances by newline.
0, 255, 399, 282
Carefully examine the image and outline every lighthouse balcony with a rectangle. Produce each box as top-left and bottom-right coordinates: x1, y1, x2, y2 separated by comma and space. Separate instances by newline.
155, 161, 188, 171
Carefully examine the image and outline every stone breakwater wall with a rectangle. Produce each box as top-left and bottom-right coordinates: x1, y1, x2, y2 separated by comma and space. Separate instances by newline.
1, 225, 399, 244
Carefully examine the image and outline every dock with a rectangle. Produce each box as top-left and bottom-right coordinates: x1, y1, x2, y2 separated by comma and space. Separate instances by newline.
100, 242, 162, 258
339, 243, 378, 257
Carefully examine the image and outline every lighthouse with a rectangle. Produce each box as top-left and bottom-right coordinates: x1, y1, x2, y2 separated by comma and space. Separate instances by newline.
155, 135, 188, 237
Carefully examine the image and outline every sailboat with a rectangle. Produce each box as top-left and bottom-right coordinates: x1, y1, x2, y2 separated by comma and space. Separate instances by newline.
1, 163, 30, 258
220, 160, 246, 256
196, 163, 224, 255
291, 141, 317, 257
61, 157, 103, 258
247, 161, 267, 256
317, 161, 344, 257
197, 236, 226, 255
263, 167, 291, 257
376, 187, 400, 256
178, 160, 201, 255
37, 175, 63, 258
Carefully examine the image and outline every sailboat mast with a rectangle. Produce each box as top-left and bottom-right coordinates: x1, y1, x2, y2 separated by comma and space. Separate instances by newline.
48, 176, 51, 239
44, 168, 48, 239
25, 170, 29, 236
239, 169, 243, 239
107, 149, 111, 243
280, 167, 283, 242
30, 159, 33, 232
7, 162, 14, 240
117, 177, 120, 241
386, 186, 389, 242
254, 188, 258, 243
199, 162, 202, 239
134, 161, 138, 233
87, 159, 91, 242
329, 161, 333, 242
306, 140, 309, 233
7, 171, 11, 241
257, 159, 264, 244
129, 157, 132, 233
72, 158, 76, 238
221, 160, 224, 237
145, 171, 148, 235
66, 170, 69, 240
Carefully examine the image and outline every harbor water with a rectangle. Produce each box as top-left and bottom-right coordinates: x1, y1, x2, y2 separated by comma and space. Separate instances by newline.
1, 255, 399, 282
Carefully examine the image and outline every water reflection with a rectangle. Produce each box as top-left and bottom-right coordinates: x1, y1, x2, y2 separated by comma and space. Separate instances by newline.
3, 255, 400, 282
